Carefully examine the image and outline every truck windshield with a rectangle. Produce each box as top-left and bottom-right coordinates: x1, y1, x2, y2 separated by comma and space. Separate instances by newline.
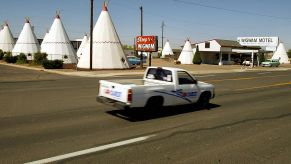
146, 68, 172, 82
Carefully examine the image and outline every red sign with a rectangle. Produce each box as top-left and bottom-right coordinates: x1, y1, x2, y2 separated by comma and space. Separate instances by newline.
136, 36, 158, 52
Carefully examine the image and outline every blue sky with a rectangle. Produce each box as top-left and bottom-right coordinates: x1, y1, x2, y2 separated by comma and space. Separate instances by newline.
1, 0, 290, 49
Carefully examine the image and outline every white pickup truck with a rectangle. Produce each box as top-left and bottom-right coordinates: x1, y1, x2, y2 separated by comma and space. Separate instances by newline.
97, 67, 215, 109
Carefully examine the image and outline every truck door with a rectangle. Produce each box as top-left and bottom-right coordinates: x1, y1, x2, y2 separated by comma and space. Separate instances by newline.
174, 71, 199, 105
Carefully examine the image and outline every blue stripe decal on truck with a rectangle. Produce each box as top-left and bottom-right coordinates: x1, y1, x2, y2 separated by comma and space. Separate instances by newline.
154, 91, 192, 103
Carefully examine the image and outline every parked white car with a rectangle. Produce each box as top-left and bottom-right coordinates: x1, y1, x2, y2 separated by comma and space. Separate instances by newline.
97, 67, 215, 109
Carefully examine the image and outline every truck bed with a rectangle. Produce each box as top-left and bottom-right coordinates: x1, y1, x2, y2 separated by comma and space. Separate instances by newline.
105, 79, 167, 87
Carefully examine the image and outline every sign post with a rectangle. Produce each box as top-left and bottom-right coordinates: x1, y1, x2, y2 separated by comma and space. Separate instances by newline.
136, 36, 158, 67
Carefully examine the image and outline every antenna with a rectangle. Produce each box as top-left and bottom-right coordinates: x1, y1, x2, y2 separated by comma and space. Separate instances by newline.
56, 10, 61, 18
105, 0, 110, 6
25, 17, 30, 23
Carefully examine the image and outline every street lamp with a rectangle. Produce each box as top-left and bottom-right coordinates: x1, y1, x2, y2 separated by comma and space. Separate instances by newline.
89, 0, 94, 70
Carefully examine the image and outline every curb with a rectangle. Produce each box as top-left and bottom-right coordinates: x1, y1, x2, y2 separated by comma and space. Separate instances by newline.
1, 62, 291, 78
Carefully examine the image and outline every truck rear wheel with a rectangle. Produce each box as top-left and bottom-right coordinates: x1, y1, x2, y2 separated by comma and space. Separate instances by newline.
145, 97, 164, 110
197, 92, 211, 109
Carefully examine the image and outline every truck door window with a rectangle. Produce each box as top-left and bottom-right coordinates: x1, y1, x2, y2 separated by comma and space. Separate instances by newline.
146, 68, 172, 82
178, 71, 196, 85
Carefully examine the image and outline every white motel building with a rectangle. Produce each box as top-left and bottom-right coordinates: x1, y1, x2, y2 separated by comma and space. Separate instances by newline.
194, 39, 263, 65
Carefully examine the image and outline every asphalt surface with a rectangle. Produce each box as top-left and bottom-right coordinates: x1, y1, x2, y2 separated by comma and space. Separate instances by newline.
0, 64, 291, 164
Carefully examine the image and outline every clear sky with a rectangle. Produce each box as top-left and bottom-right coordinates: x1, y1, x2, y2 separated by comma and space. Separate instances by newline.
1, 0, 290, 49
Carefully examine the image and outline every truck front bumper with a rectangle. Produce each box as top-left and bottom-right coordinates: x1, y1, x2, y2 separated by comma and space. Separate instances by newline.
96, 96, 130, 110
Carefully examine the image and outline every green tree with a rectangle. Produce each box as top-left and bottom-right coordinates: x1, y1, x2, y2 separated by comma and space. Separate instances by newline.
287, 49, 291, 58
259, 53, 266, 63
193, 46, 202, 64
122, 45, 134, 50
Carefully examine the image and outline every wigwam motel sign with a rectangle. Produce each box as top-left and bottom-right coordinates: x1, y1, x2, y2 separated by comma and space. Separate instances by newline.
237, 37, 279, 47
136, 36, 158, 52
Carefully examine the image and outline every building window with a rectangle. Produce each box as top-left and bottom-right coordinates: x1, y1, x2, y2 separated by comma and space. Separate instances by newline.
205, 42, 210, 48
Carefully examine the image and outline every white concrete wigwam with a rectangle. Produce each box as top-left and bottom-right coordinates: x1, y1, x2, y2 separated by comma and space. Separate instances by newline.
77, 34, 88, 59
40, 30, 49, 54
272, 43, 290, 64
161, 40, 174, 58
77, 2, 130, 69
0, 22, 15, 52
45, 13, 77, 64
0, 26, 3, 44
178, 40, 194, 64
12, 18, 40, 60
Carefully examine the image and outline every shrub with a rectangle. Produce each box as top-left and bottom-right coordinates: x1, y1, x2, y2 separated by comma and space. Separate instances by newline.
3, 52, 17, 63
33, 52, 47, 65
193, 46, 202, 64
16, 53, 28, 64
0, 49, 4, 60
42, 60, 63, 69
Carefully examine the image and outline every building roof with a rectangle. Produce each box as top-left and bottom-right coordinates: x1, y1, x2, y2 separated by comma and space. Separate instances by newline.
195, 39, 261, 50
215, 39, 242, 48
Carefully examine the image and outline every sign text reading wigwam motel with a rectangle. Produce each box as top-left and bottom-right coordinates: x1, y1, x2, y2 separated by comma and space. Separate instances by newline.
237, 37, 279, 47
136, 36, 158, 52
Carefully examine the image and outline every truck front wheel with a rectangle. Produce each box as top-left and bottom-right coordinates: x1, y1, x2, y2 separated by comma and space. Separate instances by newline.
197, 92, 211, 109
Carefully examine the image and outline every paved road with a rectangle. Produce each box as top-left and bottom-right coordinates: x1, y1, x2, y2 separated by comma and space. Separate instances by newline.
0, 64, 291, 163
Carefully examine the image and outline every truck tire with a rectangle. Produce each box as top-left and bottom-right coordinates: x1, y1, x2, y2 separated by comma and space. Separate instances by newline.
145, 96, 164, 110
197, 92, 211, 109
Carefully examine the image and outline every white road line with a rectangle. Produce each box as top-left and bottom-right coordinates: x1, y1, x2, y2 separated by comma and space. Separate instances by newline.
196, 75, 215, 78
258, 72, 271, 75
25, 135, 155, 164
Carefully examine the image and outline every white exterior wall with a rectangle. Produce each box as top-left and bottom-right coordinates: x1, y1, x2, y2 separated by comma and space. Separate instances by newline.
197, 40, 221, 52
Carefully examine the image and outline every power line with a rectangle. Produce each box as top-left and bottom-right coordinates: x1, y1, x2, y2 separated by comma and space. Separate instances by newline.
172, 0, 291, 21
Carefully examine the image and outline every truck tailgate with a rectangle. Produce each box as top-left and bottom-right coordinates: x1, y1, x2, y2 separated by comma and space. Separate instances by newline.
98, 80, 130, 104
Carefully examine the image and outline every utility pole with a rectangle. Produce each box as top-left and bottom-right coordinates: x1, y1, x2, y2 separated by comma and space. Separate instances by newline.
89, 0, 94, 70
161, 21, 165, 49
140, 6, 143, 68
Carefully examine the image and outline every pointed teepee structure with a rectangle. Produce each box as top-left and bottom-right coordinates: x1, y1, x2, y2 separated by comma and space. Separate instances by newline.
40, 30, 49, 53
178, 40, 194, 64
45, 13, 77, 64
0, 26, 3, 42
272, 43, 290, 64
0, 22, 15, 52
12, 18, 40, 60
161, 40, 174, 58
77, 34, 88, 59
77, 2, 130, 69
